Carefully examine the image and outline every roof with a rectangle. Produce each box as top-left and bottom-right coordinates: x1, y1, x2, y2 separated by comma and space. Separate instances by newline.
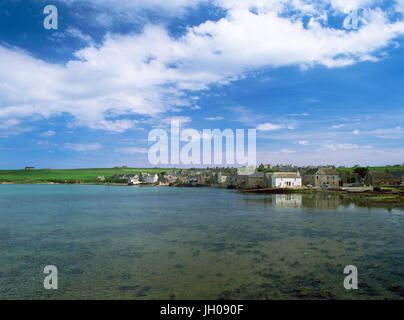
249, 172, 265, 178
389, 170, 404, 179
272, 172, 301, 178
318, 167, 339, 175
303, 168, 318, 175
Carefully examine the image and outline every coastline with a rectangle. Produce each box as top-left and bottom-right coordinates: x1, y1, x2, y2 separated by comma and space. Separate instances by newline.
2, 181, 403, 208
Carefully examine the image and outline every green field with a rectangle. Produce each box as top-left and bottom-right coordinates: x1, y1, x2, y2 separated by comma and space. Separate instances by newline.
0, 168, 175, 184
1, 166, 403, 184
337, 166, 404, 173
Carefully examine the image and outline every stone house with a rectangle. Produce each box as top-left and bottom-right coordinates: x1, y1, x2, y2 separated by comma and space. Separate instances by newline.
364, 171, 395, 186
302, 167, 340, 187
144, 174, 158, 184
244, 171, 266, 189
390, 170, 404, 185
163, 171, 179, 184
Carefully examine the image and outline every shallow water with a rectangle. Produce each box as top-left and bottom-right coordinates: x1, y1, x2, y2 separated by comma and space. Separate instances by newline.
0, 184, 403, 299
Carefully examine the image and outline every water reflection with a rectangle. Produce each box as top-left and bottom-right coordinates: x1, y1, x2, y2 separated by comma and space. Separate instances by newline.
0, 185, 403, 300
249, 193, 387, 211
273, 194, 302, 208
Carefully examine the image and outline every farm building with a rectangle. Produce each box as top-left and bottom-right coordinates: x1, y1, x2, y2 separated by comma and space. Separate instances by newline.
364, 171, 395, 186
302, 167, 340, 187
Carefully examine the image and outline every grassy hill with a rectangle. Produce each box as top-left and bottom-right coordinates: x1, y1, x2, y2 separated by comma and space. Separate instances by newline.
337, 165, 404, 173
0, 168, 174, 184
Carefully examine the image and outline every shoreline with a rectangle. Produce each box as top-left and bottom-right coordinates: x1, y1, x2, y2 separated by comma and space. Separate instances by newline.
2, 181, 404, 208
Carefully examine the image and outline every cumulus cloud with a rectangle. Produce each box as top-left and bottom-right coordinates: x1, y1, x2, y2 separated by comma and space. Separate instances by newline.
1, 0, 404, 133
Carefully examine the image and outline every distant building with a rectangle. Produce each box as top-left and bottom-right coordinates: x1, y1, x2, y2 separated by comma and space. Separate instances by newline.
245, 171, 266, 189
24, 167, 35, 170
302, 167, 340, 187
163, 172, 179, 184
270, 172, 302, 188
364, 171, 395, 186
217, 172, 228, 184
128, 175, 140, 185
390, 170, 404, 185
97, 176, 105, 182
144, 174, 158, 184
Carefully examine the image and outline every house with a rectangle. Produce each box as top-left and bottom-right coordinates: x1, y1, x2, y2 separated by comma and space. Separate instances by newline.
364, 171, 395, 186
25, 167, 35, 170
270, 172, 302, 188
217, 172, 228, 184
128, 175, 140, 185
302, 167, 340, 187
97, 176, 105, 182
198, 172, 216, 185
390, 170, 404, 185
144, 174, 158, 184
244, 171, 266, 189
163, 172, 179, 184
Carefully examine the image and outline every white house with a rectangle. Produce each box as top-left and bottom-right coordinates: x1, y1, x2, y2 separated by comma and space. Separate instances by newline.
270, 172, 302, 188
144, 174, 158, 184
128, 175, 140, 185
218, 172, 227, 184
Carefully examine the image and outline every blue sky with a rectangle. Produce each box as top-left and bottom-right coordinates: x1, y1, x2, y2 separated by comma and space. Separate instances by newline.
1, 0, 404, 169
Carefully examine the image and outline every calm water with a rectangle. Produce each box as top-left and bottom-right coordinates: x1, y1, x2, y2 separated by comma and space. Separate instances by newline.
0, 184, 403, 300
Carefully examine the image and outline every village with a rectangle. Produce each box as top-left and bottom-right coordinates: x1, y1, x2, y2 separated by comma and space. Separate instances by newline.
105, 164, 404, 191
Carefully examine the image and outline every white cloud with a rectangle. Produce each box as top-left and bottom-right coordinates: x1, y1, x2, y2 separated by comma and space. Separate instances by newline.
323, 143, 372, 150
257, 123, 294, 131
64, 143, 102, 151
205, 116, 224, 120
258, 146, 404, 167
39, 130, 55, 137
331, 124, 345, 129
36, 140, 50, 145
290, 112, 311, 117
162, 116, 192, 125
66, 28, 94, 45
57, 0, 205, 11
280, 148, 296, 153
298, 140, 309, 145
116, 146, 148, 154
353, 129, 360, 135
1, 1, 404, 133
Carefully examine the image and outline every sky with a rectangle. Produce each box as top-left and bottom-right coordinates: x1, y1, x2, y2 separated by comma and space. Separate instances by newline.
0, 0, 404, 169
